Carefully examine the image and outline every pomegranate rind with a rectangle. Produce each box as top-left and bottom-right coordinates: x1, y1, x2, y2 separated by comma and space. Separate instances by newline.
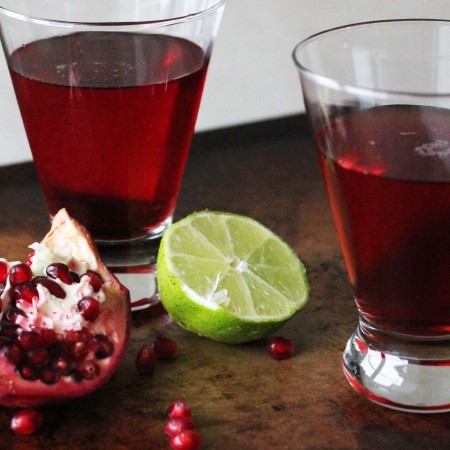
0, 209, 131, 407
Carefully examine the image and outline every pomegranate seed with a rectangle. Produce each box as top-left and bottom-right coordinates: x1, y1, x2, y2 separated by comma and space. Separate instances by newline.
17, 363, 39, 381
11, 282, 39, 303
169, 430, 202, 450
11, 408, 43, 435
0, 282, 5, 297
51, 356, 74, 376
0, 321, 18, 338
82, 270, 103, 292
46, 263, 72, 284
33, 277, 66, 299
1, 342, 21, 364
75, 360, 100, 380
69, 271, 80, 283
153, 336, 179, 360
266, 336, 295, 360
90, 334, 114, 359
164, 417, 195, 437
135, 345, 157, 375
4, 307, 25, 324
77, 297, 101, 321
69, 341, 89, 361
9, 263, 33, 286
0, 260, 9, 283
26, 348, 50, 367
167, 400, 192, 419
39, 328, 59, 348
40, 368, 61, 385
16, 331, 41, 350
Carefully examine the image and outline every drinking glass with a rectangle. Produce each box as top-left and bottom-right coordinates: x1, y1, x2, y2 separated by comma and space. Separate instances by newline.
0, 0, 225, 268
293, 20, 450, 412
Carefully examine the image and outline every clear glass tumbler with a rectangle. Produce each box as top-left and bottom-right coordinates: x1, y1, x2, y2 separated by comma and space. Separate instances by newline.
293, 19, 450, 412
0, 0, 225, 267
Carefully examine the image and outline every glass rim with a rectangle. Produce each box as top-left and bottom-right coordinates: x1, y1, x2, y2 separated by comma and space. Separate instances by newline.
292, 18, 450, 99
0, 0, 226, 27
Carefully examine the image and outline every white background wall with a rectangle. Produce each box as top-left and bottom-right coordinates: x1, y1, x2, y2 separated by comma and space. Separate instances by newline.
0, 0, 448, 166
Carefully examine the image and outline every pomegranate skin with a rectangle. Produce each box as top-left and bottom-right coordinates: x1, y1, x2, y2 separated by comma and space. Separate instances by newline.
0, 209, 131, 407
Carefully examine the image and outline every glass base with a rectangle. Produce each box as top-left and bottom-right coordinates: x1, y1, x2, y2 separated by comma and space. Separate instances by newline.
96, 215, 172, 267
343, 325, 450, 413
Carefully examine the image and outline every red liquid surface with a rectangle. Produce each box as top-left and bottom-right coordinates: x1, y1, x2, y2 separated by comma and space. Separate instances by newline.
10, 32, 208, 241
318, 105, 450, 335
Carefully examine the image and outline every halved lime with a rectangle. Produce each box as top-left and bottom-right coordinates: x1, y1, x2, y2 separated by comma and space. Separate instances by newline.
156, 211, 309, 344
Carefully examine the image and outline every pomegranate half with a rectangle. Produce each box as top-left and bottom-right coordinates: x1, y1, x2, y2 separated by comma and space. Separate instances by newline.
0, 209, 130, 407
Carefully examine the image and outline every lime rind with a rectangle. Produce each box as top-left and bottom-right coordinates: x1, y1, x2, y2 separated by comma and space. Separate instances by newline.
157, 211, 310, 343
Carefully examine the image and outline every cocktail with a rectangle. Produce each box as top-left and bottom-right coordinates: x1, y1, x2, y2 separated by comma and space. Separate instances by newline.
0, 0, 225, 266
293, 20, 450, 412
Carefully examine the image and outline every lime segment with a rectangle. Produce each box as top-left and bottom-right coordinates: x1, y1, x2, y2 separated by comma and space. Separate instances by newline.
157, 211, 310, 343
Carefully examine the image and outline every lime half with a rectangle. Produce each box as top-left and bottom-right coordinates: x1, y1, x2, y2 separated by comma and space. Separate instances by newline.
157, 211, 309, 344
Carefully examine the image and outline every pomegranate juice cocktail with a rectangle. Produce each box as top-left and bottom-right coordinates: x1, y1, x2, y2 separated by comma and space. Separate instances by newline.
294, 20, 450, 413
0, 0, 225, 263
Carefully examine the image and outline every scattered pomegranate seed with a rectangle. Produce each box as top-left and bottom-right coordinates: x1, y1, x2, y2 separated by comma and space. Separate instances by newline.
153, 336, 179, 360
0, 260, 9, 283
9, 263, 33, 286
78, 297, 101, 321
266, 336, 295, 360
169, 430, 202, 450
164, 417, 195, 437
10, 408, 44, 435
135, 345, 157, 376
167, 400, 192, 420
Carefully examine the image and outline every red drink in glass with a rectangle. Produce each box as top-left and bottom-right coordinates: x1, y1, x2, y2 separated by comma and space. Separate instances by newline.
317, 105, 450, 336
9, 32, 208, 241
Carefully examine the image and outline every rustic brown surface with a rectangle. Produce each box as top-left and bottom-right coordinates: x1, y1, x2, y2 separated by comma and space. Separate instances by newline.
1, 116, 450, 449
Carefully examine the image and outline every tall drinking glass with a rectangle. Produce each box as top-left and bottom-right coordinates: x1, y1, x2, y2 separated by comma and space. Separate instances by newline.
293, 20, 450, 412
0, 0, 225, 268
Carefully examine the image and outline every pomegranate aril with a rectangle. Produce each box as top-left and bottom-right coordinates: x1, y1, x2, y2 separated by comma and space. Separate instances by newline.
9, 263, 33, 286
0, 282, 5, 296
69, 271, 80, 283
65, 327, 91, 344
39, 328, 60, 348
82, 270, 103, 292
153, 336, 179, 360
266, 336, 295, 360
168, 400, 192, 419
16, 331, 41, 350
46, 263, 72, 284
11, 408, 44, 435
51, 356, 74, 376
135, 345, 157, 375
26, 348, 50, 368
33, 276, 67, 299
0, 260, 9, 283
1, 342, 21, 364
40, 368, 61, 385
12, 282, 39, 303
169, 430, 202, 450
4, 307, 25, 324
164, 417, 195, 437
17, 363, 39, 381
0, 321, 18, 338
69, 341, 89, 361
90, 334, 114, 359
78, 297, 101, 321
75, 360, 100, 380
